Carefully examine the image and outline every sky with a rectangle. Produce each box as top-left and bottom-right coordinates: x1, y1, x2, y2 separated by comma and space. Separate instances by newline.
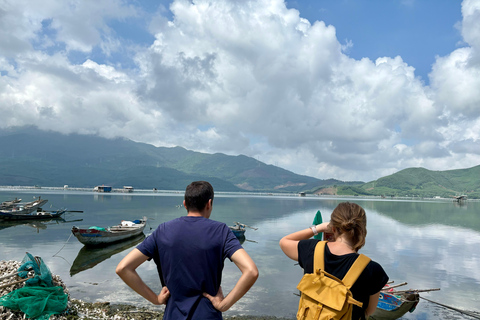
1, 0, 479, 183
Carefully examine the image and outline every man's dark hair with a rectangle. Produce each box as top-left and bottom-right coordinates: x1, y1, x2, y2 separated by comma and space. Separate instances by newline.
184, 181, 214, 212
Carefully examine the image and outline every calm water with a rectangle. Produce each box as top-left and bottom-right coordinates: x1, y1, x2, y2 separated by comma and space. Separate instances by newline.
0, 189, 479, 319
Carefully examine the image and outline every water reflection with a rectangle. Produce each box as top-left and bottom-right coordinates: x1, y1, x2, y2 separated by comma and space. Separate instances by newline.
0, 217, 83, 233
0, 190, 479, 319
70, 233, 145, 276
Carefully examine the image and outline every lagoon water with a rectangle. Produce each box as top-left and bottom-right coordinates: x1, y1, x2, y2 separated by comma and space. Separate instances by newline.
1, 188, 479, 319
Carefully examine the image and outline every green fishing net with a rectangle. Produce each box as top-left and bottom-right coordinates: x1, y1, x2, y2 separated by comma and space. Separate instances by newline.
0, 253, 68, 319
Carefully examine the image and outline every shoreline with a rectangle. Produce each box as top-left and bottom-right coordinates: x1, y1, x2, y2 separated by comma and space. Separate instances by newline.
0, 258, 293, 320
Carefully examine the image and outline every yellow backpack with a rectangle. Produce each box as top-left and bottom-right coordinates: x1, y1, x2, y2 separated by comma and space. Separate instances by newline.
296, 241, 371, 320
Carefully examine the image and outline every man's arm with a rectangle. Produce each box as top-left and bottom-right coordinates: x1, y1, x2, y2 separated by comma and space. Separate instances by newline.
116, 248, 170, 305
203, 248, 258, 312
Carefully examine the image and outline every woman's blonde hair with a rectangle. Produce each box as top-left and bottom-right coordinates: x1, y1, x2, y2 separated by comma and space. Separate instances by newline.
330, 202, 367, 252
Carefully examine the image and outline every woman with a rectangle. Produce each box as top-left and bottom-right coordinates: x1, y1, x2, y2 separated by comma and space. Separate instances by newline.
279, 202, 388, 320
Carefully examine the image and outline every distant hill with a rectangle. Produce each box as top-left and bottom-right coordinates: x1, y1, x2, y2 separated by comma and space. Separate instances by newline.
335, 166, 480, 199
0, 127, 356, 192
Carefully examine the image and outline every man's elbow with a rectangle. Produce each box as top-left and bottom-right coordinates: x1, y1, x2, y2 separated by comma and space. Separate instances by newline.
115, 262, 128, 278
248, 265, 259, 283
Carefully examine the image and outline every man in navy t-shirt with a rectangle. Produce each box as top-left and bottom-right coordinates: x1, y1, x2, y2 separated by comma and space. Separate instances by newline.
116, 181, 259, 319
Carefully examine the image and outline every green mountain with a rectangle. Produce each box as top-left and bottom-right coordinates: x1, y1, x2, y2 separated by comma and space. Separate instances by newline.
337, 166, 480, 199
0, 127, 354, 192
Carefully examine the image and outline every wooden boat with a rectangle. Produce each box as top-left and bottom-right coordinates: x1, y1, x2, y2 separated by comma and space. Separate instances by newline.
71, 217, 147, 247
371, 291, 420, 320
371, 281, 439, 320
0, 197, 48, 216
229, 221, 257, 239
0, 208, 65, 221
0, 198, 22, 209
229, 222, 246, 238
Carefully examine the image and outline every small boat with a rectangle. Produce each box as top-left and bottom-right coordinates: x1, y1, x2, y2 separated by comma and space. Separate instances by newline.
0, 208, 65, 221
0, 197, 48, 216
371, 291, 419, 320
71, 217, 147, 247
0, 198, 22, 209
371, 281, 439, 320
229, 221, 257, 239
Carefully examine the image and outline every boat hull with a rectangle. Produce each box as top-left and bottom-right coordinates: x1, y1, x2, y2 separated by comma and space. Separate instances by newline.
0, 209, 65, 221
371, 292, 419, 320
72, 219, 147, 247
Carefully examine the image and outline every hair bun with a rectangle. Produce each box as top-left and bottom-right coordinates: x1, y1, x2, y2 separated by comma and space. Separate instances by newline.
342, 220, 357, 231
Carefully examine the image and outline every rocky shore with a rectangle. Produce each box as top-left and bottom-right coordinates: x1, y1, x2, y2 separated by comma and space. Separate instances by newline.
1, 259, 291, 320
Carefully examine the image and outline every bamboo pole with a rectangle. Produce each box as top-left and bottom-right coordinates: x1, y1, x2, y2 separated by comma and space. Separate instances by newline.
420, 296, 480, 320
387, 288, 440, 295
382, 282, 407, 290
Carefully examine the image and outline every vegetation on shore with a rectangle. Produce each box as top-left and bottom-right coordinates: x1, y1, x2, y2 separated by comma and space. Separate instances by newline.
315, 166, 480, 199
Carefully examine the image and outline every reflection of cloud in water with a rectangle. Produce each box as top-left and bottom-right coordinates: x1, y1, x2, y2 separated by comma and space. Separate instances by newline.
366, 209, 480, 313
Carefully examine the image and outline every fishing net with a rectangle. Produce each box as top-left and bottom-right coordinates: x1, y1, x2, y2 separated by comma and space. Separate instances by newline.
0, 253, 68, 320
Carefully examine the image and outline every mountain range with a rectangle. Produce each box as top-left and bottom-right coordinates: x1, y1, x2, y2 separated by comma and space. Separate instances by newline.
1, 127, 479, 198
0, 127, 357, 192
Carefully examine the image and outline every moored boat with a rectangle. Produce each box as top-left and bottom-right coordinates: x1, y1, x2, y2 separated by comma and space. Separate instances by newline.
0, 198, 22, 209
229, 222, 245, 238
371, 291, 419, 320
370, 281, 440, 320
0, 197, 48, 216
229, 221, 257, 239
0, 208, 65, 221
71, 217, 147, 247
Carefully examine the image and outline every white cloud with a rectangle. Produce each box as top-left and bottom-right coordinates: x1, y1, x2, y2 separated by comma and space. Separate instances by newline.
1, 0, 480, 182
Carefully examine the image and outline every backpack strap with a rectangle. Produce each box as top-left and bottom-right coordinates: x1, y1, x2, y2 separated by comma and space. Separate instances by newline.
342, 254, 371, 289
312, 241, 371, 289
313, 241, 327, 271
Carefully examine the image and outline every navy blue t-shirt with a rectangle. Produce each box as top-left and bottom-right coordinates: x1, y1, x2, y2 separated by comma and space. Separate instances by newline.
137, 216, 243, 320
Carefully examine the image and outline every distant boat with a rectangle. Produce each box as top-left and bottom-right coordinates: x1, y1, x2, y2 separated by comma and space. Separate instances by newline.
123, 186, 134, 193
71, 217, 147, 247
0, 197, 49, 218
94, 185, 112, 192
229, 221, 257, 239
0, 208, 66, 221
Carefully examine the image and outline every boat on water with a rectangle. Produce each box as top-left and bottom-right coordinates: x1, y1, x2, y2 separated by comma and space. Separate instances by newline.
71, 217, 147, 247
371, 281, 438, 320
0, 208, 65, 221
371, 291, 419, 320
229, 221, 257, 239
0, 198, 22, 209
70, 233, 145, 276
0, 197, 48, 216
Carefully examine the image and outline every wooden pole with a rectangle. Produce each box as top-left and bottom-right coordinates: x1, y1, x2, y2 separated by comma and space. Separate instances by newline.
420, 296, 480, 320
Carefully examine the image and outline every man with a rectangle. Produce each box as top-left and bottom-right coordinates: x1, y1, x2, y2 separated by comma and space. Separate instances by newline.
116, 181, 259, 319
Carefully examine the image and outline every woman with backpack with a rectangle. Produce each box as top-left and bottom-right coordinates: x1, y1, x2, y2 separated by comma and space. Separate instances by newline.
279, 202, 389, 320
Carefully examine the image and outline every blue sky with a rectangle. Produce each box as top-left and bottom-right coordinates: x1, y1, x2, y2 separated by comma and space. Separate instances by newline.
0, 0, 479, 183
289, 0, 464, 83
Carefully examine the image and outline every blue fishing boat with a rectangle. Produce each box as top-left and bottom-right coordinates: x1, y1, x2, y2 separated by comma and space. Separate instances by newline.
229, 222, 257, 239
371, 290, 420, 319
